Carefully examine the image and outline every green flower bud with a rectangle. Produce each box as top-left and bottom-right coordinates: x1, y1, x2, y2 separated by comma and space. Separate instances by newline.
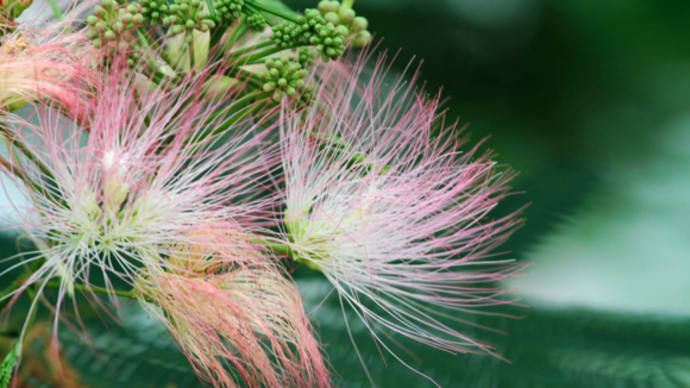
318, 0, 339, 13
338, 6, 355, 23
261, 56, 313, 106
213, 0, 243, 26
297, 47, 316, 67
104, 29, 116, 41
352, 16, 368, 32
353, 30, 371, 47
323, 11, 339, 25
246, 13, 266, 31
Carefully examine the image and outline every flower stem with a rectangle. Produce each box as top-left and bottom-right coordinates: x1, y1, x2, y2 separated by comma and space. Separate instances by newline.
42, 281, 138, 300
245, 0, 300, 23
250, 238, 292, 255
242, 46, 284, 65
228, 40, 273, 60
46, 0, 63, 20
205, 0, 216, 18
222, 23, 249, 53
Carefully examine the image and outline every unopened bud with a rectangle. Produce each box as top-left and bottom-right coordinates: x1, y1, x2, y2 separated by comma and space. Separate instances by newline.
318, 0, 339, 13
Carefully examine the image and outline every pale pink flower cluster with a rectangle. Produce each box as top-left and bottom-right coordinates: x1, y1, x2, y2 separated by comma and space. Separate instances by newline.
0, 19, 92, 116
0, 14, 522, 387
279, 53, 523, 381
140, 228, 330, 388
1, 60, 331, 386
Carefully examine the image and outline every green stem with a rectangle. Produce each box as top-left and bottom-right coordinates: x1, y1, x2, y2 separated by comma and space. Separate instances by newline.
224, 66, 262, 89
222, 23, 249, 53
205, 0, 216, 18
42, 281, 138, 300
228, 40, 273, 60
242, 46, 284, 65
188, 36, 197, 71
46, 0, 63, 20
246, 0, 300, 23
342, 0, 354, 9
194, 92, 263, 144
250, 238, 292, 255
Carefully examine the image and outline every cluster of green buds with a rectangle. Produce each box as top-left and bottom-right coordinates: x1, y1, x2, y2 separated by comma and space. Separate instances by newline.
246, 12, 267, 31
317, 0, 371, 47
271, 8, 347, 61
164, 0, 215, 35
260, 56, 312, 104
213, 0, 243, 26
86, 0, 144, 63
139, 0, 169, 25
297, 46, 316, 68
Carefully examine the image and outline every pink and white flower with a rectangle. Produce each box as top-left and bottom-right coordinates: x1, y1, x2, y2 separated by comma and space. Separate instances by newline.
0, 63, 280, 347
280, 53, 524, 381
0, 16, 92, 117
139, 227, 331, 388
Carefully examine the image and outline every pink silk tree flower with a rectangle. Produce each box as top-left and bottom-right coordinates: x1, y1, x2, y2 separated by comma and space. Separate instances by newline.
138, 228, 331, 388
280, 53, 524, 382
0, 18, 93, 118
0, 63, 281, 350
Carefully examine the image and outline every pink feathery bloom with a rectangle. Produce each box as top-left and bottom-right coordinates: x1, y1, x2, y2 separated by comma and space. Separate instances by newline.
138, 228, 331, 388
0, 62, 281, 351
0, 16, 93, 118
280, 53, 524, 382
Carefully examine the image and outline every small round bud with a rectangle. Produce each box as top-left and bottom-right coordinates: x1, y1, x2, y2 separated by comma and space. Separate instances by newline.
335, 24, 348, 36
353, 30, 371, 47
338, 7, 355, 23
318, 0, 339, 13
323, 11, 339, 25
104, 29, 116, 41
352, 16, 368, 32
246, 13, 266, 31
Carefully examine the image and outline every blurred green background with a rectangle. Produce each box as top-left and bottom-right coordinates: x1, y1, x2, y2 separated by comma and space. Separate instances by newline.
6, 0, 690, 387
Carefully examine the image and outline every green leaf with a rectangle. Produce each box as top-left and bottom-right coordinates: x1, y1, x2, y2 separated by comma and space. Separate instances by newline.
0, 342, 20, 388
